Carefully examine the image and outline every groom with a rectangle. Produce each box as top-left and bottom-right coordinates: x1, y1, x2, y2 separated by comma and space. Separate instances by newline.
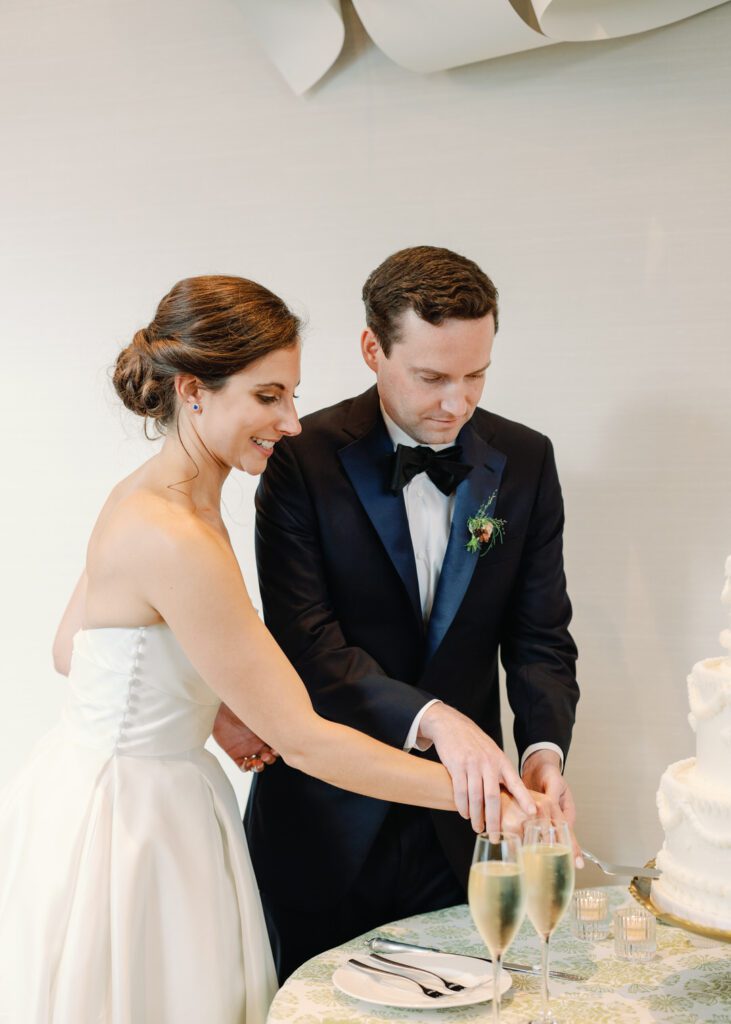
226, 246, 579, 980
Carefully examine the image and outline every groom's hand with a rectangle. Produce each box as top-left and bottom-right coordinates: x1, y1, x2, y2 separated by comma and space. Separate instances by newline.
212, 703, 279, 773
417, 703, 536, 833
521, 749, 582, 866
521, 749, 575, 823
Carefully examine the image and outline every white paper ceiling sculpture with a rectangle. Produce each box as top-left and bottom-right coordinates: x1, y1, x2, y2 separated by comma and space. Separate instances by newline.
237, 0, 729, 93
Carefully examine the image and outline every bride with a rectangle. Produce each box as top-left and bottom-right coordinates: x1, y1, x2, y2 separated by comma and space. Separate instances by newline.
0, 275, 538, 1024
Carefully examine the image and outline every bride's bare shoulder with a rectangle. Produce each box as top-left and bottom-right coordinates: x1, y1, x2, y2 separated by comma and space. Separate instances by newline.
91, 483, 221, 565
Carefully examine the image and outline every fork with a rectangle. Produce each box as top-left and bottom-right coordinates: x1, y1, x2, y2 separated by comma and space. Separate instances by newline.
581, 848, 661, 880
369, 952, 467, 991
347, 958, 447, 998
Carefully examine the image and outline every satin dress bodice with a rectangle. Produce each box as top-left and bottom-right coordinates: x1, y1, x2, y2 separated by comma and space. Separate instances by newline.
63, 624, 219, 758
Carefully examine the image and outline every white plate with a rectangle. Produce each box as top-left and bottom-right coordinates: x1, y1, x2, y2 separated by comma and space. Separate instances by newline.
333, 951, 512, 1010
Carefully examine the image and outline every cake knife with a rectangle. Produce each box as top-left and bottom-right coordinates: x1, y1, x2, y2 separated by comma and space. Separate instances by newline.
367, 938, 586, 982
580, 848, 662, 880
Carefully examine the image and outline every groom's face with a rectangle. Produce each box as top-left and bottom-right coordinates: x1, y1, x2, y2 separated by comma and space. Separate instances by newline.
362, 308, 495, 445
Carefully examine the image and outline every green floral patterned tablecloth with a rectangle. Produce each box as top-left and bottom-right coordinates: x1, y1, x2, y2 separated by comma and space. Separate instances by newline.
267, 887, 731, 1024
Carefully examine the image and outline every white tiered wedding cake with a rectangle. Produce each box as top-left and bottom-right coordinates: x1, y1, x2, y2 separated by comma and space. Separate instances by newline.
652, 555, 731, 931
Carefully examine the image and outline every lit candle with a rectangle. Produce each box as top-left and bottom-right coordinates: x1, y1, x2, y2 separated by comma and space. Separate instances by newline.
624, 918, 648, 942
578, 898, 605, 922
570, 890, 610, 940
614, 907, 656, 960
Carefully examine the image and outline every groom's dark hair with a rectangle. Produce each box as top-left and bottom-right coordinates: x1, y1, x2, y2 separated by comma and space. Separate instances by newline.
362, 245, 498, 356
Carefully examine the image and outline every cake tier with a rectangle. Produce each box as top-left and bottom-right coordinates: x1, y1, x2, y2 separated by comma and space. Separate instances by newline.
652, 757, 731, 931
687, 657, 731, 788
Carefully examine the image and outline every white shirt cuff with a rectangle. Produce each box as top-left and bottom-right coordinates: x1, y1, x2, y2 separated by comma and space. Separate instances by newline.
520, 742, 564, 775
404, 699, 442, 752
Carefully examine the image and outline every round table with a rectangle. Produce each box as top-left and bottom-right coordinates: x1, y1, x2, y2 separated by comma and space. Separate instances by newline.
266, 886, 731, 1023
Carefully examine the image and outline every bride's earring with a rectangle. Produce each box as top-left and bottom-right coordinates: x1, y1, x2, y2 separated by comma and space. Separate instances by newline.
192, 403, 201, 413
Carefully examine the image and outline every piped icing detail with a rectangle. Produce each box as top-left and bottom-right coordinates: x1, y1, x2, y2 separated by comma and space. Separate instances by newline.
687, 663, 731, 722
655, 848, 731, 900
653, 556, 731, 931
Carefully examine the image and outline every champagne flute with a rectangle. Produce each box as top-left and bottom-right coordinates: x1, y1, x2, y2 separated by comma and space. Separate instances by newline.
522, 818, 575, 1024
468, 832, 526, 1024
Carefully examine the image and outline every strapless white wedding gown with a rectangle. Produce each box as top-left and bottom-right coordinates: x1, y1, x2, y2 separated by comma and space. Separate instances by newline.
0, 624, 277, 1024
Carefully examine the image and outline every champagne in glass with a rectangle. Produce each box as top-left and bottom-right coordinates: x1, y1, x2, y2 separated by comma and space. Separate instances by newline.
468, 832, 526, 1024
522, 819, 575, 1024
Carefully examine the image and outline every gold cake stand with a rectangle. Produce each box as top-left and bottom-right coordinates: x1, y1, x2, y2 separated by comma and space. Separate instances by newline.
629, 860, 731, 944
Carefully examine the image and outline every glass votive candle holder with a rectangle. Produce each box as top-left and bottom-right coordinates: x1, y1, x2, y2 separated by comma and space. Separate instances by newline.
613, 906, 656, 961
570, 889, 610, 941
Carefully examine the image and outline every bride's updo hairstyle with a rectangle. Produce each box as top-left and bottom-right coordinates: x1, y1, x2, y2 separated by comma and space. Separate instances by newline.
113, 275, 301, 433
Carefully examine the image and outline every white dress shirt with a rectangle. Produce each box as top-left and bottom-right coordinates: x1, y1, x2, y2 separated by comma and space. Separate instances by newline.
381, 406, 563, 773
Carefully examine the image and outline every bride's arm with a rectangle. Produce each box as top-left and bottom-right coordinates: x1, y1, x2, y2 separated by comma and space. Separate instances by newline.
52, 572, 88, 676
134, 509, 469, 822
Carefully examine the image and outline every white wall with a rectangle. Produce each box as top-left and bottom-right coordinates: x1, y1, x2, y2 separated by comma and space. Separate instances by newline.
1, 0, 729, 875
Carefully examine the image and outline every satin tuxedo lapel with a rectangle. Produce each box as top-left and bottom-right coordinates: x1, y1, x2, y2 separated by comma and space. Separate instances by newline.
426, 423, 507, 661
338, 405, 423, 629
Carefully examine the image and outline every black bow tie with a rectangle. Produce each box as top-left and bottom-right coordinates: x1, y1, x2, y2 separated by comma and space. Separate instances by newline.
390, 443, 472, 497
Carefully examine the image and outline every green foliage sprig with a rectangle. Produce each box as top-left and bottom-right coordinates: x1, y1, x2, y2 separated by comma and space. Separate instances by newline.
466, 490, 506, 556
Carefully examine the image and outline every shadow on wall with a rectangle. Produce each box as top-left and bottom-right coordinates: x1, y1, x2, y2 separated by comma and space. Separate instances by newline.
563, 396, 729, 864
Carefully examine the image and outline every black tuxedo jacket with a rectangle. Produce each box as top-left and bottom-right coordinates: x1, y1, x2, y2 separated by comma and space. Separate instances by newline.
244, 387, 578, 911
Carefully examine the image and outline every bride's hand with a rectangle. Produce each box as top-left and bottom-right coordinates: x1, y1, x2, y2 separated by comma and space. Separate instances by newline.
499, 788, 582, 866
212, 703, 279, 773
499, 788, 551, 834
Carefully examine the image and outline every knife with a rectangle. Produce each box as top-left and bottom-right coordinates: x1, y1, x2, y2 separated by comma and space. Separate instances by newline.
580, 848, 662, 880
368, 937, 586, 982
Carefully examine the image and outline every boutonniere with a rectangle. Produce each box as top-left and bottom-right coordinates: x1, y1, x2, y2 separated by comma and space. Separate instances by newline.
466, 490, 506, 556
